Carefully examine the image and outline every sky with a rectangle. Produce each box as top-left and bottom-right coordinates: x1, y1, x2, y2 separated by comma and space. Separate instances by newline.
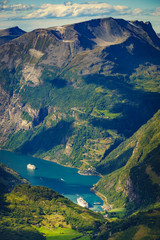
0, 0, 160, 33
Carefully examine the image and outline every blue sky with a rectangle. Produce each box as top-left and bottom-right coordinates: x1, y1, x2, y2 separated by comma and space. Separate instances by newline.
0, 0, 160, 32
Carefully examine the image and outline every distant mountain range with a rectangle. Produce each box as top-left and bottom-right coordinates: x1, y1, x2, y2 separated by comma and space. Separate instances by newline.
0, 17, 160, 217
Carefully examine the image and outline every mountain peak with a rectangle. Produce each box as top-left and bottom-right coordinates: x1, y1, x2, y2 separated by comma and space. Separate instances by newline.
0, 26, 26, 45
0, 26, 26, 36
57, 17, 160, 50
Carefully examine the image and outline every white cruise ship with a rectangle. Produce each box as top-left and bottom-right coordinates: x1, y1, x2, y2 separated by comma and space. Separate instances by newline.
77, 197, 88, 208
27, 164, 36, 170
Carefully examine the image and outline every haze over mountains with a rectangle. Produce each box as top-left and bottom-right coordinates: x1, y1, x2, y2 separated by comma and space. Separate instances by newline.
0, 16, 160, 222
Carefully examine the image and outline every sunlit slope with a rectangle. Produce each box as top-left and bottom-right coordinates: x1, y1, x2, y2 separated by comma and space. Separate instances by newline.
0, 164, 104, 240
94, 109, 160, 211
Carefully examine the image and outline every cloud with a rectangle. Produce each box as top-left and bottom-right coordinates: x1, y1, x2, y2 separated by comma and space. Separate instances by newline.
0, 3, 36, 12
64, 1, 73, 6
132, 8, 142, 15
113, 5, 129, 13
23, 2, 130, 19
152, 7, 160, 16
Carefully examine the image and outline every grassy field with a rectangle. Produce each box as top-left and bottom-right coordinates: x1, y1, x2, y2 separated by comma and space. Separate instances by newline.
108, 208, 127, 218
91, 108, 121, 119
35, 226, 91, 240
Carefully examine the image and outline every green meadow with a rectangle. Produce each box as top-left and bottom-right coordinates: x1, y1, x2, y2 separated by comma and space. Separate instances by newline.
35, 226, 87, 240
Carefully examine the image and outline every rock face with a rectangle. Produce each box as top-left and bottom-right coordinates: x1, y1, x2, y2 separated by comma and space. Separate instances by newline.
0, 93, 38, 145
22, 65, 43, 86
124, 177, 139, 202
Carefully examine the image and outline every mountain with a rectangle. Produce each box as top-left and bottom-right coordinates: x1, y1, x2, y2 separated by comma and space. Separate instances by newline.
0, 17, 160, 172
94, 109, 160, 212
0, 17, 160, 219
0, 26, 26, 45
0, 163, 28, 194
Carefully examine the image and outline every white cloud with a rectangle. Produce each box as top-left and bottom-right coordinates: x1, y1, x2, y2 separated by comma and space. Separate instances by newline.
0, 3, 36, 12
113, 5, 129, 13
23, 2, 130, 19
132, 8, 142, 15
64, 1, 73, 6
152, 7, 160, 16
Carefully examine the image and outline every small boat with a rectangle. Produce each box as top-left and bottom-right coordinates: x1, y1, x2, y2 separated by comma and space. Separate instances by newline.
77, 197, 88, 208
93, 202, 101, 205
61, 178, 64, 181
27, 164, 36, 170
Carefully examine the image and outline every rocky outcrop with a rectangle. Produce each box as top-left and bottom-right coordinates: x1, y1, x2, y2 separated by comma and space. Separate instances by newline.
64, 140, 73, 156
33, 107, 48, 126
124, 176, 139, 202
0, 93, 39, 145
22, 64, 43, 86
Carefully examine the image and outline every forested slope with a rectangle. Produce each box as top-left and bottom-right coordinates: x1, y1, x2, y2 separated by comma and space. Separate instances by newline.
94, 109, 160, 212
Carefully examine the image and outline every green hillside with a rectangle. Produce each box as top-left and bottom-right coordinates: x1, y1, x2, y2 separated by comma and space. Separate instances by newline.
95, 207, 160, 240
1, 164, 160, 240
0, 163, 28, 194
2, 67, 160, 170
0, 164, 104, 240
94, 109, 160, 212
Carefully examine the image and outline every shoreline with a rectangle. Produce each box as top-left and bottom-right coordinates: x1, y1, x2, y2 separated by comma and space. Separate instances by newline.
42, 156, 76, 169
78, 169, 103, 177
43, 156, 105, 209
41, 156, 103, 177
0, 149, 104, 208
91, 187, 112, 211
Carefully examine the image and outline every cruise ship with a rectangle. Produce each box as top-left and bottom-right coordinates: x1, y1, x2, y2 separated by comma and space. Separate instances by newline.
77, 197, 88, 208
27, 164, 36, 170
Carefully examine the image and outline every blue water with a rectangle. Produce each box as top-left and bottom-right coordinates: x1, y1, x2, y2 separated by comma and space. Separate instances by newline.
0, 150, 103, 211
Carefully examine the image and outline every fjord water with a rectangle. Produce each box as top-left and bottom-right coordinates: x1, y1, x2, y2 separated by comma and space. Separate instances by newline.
0, 150, 103, 211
